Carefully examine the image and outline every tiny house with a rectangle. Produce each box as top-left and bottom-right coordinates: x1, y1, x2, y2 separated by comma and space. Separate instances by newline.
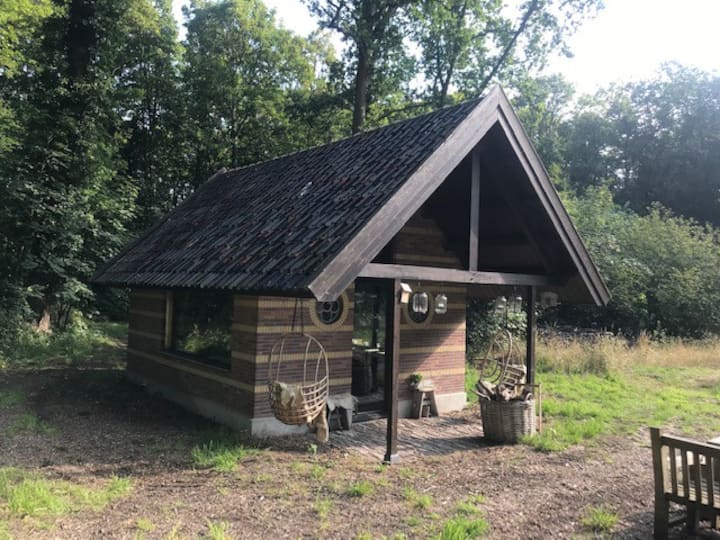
93, 87, 608, 446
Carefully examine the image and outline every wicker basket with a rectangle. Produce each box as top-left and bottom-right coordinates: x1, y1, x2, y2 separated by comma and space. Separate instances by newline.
269, 378, 328, 425
480, 398, 536, 443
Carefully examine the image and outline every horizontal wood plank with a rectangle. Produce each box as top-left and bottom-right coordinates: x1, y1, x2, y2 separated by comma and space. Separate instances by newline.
358, 263, 562, 287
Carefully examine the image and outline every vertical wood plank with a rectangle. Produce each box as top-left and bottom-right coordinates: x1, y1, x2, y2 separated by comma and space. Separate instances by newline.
163, 291, 174, 349
384, 278, 401, 464
670, 446, 678, 496
468, 147, 480, 271
650, 428, 669, 539
525, 286, 536, 385
682, 450, 690, 498
707, 454, 714, 507
693, 451, 702, 501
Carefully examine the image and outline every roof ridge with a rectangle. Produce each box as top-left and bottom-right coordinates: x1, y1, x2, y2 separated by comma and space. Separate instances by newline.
220, 96, 484, 178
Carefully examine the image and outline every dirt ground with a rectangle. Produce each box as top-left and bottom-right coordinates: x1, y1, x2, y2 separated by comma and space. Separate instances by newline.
1, 365, 719, 540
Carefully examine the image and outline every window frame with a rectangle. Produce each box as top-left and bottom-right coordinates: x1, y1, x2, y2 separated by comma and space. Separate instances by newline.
162, 290, 233, 371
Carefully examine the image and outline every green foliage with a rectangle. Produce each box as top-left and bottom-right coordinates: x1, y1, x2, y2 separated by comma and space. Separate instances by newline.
0, 389, 24, 408
435, 516, 488, 539
564, 65, 720, 226
181, 0, 321, 186
455, 495, 485, 516
466, 298, 526, 358
556, 186, 720, 336
135, 517, 155, 532
205, 520, 233, 540
191, 439, 260, 472
403, 487, 432, 510
0, 320, 126, 367
0, 468, 132, 522
347, 480, 374, 497
525, 364, 720, 452
8, 414, 52, 435
581, 505, 618, 533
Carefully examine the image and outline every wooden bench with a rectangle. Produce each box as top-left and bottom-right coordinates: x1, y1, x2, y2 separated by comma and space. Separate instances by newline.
650, 427, 720, 539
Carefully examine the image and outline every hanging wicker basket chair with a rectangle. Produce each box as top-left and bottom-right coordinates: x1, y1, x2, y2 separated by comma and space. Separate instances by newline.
267, 301, 329, 426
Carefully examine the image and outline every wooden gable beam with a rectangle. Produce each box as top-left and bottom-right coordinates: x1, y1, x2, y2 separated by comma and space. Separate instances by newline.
308, 86, 609, 306
358, 263, 563, 287
494, 97, 610, 306
308, 87, 502, 302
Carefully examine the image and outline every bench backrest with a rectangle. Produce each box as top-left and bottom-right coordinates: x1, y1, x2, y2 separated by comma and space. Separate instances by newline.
650, 427, 720, 509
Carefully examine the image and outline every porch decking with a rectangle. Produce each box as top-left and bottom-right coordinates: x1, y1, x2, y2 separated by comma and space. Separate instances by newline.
330, 414, 485, 461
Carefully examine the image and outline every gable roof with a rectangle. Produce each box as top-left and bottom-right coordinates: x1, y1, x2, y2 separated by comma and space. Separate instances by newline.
92, 86, 609, 306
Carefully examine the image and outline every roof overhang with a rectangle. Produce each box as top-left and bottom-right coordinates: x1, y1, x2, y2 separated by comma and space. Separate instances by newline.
308, 86, 610, 306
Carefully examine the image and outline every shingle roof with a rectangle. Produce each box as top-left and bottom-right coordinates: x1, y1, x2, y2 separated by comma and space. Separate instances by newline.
92, 98, 483, 294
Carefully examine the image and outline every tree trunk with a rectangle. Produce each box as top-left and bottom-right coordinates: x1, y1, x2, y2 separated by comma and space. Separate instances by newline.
352, 44, 372, 134
36, 305, 51, 333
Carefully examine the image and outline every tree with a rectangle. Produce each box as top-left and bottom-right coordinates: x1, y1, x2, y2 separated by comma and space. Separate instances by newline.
181, 0, 319, 189
304, 0, 414, 133
0, 0, 53, 154
0, 0, 142, 329
554, 187, 720, 337
116, 0, 185, 231
564, 65, 720, 226
511, 73, 575, 180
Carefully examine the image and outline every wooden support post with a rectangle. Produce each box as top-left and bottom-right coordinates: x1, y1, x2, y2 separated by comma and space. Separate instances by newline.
469, 147, 480, 271
650, 427, 670, 539
163, 291, 174, 349
384, 278, 401, 465
525, 286, 536, 385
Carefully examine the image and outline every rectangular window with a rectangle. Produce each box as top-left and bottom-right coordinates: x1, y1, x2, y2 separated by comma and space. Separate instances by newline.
166, 290, 233, 369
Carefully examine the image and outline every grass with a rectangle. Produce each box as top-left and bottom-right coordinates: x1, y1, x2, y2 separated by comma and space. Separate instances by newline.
136, 517, 155, 532
0, 468, 132, 522
581, 505, 618, 533
467, 333, 720, 452
455, 495, 486, 516
0, 389, 23, 408
206, 520, 233, 540
0, 521, 10, 540
0, 320, 127, 367
435, 516, 488, 539
403, 487, 433, 510
8, 413, 53, 435
191, 440, 260, 472
347, 480, 374, 497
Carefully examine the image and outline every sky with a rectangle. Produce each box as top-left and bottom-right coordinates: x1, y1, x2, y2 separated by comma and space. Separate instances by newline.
172, 0, 720, 95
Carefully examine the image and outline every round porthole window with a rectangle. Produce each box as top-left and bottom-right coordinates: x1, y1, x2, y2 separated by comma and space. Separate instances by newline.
310, 292, 349, 329
317, 299, 343, 325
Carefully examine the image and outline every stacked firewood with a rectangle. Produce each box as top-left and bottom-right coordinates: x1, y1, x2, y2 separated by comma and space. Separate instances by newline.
474, 379, 534, 402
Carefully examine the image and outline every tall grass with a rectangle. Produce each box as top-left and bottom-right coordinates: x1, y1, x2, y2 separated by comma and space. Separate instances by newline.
537, 332, 720, 374
468, 333, 720, 451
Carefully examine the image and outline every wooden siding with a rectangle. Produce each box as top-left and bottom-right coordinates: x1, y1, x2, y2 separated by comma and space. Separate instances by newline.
397, 283, 466, 400
390, 213, 463, 269
252, 289, 355, 417
127, 289, 257, 416
127, 279, 466, 427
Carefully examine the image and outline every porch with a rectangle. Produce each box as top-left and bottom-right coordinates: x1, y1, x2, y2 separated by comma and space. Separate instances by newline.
330, 413, 486, 462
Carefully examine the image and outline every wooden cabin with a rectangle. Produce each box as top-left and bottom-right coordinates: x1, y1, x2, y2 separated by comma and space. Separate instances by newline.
93, 87, 608, 453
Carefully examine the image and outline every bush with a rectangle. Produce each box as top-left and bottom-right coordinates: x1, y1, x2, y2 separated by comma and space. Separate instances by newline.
554, 187, 720, 337
0, 318, 126, 367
